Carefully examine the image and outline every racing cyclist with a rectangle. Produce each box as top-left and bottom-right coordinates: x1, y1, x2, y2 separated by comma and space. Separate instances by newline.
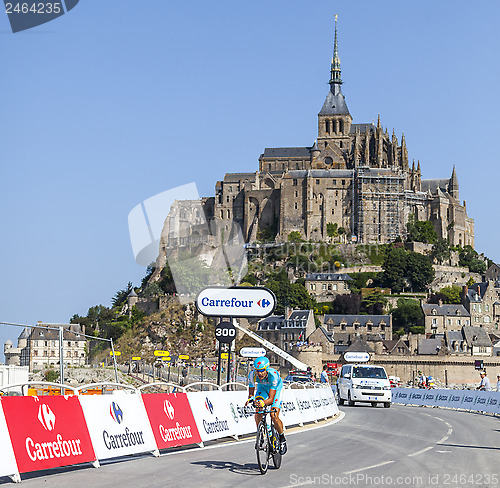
245, 356, 287, 455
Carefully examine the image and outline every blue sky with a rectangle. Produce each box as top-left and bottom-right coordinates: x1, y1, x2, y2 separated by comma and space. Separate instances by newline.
1, 1, 499, 349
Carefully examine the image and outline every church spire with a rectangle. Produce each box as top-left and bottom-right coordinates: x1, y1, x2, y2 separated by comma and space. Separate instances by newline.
329, 15, 342, 88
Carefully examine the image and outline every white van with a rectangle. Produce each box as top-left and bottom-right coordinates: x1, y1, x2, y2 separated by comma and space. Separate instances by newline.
337, 364, 392, 408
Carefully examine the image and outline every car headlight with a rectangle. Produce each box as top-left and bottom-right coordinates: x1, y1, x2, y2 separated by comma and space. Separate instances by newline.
352, 384, 361, 389
382, 386, 391, 390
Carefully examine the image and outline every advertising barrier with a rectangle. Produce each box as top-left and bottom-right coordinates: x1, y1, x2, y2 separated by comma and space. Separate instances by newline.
79, 392, 158, 461
141, 392, 202, 449
392, 388, 500, 415
291, 388, 317, 424
0, 399, 19, 481
280, 388, 303, 427
1, 395, 95, 474
318, 385, 339, 417
225, 390, 257, 437
186, 390, 239, 441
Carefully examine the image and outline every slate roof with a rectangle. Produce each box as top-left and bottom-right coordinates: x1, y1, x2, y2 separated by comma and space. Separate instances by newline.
258, 310, 311, 330
262, 147, 311, 158
323, 314, 390, 326
421, 179, 450, 195
445, 330, 467, 353
29, 325, 86, 342
462, 326, 492, 347
466, 282, 489, 302
305, 273, 352, 281
316, 326, 335, 343
344, 337, 374, 353
258, 315, 285, 331
223, 173, 255, 183
285, 169, 354, 178
422, 304, 470, 317
350, 123, 376, 133
418, 338, 443, 355
319, 88, 350, 115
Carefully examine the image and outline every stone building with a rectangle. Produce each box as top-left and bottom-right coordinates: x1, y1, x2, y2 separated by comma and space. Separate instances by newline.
4, 324, 87, 371
421, 303, 471, 335
321, 314, 392, 342
305, 272, 352, 300
257, 310, 315, 367
463, 281, 500, 331
180, 18, 475, 248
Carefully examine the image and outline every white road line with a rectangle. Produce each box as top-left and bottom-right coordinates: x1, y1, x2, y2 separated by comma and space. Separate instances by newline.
343, 460, 395, 474
408, 446, 434, 457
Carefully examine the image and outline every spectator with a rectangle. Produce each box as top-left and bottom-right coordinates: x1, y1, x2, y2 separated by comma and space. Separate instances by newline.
180, 366, 188, 386
320, 365, 329, 384
477, 371, 491, 391
497, 374, 500, 392
417, 371, 427, 388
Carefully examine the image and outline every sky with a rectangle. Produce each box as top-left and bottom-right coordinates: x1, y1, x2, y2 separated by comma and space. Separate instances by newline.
1, 0, 499, 351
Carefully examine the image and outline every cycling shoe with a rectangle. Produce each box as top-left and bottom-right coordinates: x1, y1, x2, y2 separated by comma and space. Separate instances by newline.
279, 440, 287, 455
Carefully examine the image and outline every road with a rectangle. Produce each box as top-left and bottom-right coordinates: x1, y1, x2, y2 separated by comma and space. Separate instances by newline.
6, 405, 499, 488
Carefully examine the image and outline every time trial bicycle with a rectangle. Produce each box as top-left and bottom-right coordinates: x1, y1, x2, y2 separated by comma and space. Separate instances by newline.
252, 399, 282, 474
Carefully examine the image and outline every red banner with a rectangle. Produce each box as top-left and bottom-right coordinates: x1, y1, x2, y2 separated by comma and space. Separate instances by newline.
141, 392, 201, 449
1, 396, 95, 473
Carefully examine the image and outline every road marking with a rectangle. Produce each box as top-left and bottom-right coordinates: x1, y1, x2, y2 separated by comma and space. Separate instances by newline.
343, 460, 394, 474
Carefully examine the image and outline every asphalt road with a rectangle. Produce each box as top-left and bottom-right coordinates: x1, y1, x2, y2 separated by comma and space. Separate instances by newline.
5, 405, 499, 488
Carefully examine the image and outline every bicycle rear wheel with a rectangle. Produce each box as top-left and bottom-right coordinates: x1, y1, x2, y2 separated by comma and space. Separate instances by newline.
256, 422, 270, 474
271, 426, 282, 469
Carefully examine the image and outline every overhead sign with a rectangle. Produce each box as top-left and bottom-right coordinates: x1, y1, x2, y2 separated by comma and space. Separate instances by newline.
240, 347, 266, 358
220, 353, 229, 360
154, 350, 170, 357
161, 357, 171, 362
179, 355, 190, 360
110, 351, 121, 356
132, 357, 141, 361
215, 321, 236, 344
344, 352, 370, 363
195, 287, 276, 318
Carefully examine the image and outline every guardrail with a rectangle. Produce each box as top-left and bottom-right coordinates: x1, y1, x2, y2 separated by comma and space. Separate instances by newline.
0, 380, 339, 483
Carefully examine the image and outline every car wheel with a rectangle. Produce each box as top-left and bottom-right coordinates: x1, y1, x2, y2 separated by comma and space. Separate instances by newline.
348, 392, 355, 407
384, 402, 391, 408
338, 394, 344, 406
371, 402, 377, 407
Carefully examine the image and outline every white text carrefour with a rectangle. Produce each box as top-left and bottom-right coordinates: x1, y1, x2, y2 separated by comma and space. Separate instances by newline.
201, 297, 256, 308
26, 434, 83, 462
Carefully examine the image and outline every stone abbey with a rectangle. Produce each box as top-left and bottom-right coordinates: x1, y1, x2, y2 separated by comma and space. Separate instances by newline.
167, 19, 474, 248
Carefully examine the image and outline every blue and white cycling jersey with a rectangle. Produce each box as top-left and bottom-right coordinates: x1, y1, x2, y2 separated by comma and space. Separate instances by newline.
249, 367, 283, 408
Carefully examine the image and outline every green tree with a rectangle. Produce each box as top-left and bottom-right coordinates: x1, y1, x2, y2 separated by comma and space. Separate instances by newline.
44, 369, 60, 383
406, 215, 438, 244
112, 282, 133, 307
391, 298, 424, 334
326, 223, 338, 240
381, 247, 408, 293
265, 271, 315, 314
458, 245, 487, 274
361, 291, 388, 315
287, 231, 304, 243
439, 285, 462, 304
406, 252, 435, 291
430, 238, 451, 264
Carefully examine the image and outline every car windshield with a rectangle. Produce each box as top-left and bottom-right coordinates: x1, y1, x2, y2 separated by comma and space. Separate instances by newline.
352, 367, 387, 379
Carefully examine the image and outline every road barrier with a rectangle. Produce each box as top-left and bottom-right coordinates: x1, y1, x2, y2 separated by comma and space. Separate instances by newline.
0, 381, 338, 483
392, 388, 500, 414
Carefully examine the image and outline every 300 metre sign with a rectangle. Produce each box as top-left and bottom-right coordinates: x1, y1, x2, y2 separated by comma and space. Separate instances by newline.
215, 321, 236, 344
195, 287, 276, 318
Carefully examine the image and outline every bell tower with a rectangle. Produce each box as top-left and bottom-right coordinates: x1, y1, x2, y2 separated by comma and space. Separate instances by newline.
317, 16, 352, 153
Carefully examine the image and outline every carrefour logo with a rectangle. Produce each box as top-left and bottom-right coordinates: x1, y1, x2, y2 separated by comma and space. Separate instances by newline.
110, 402, 123, 424
163, 400, 175, 420
196, 287, 276, 318
38, 404, 56, 431
205, 397, 214, 414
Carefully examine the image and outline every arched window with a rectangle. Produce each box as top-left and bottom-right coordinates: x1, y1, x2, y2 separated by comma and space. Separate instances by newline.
325, 157, 333, 166
339, 119, 344, 134
326, 120, 330, 134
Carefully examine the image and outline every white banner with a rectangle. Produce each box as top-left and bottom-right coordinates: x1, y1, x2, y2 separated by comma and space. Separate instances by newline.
393, 388, 500, 415
291, 388, 317, 423
186, 390, 239, 441
307, 387, 328, 421
79, 393, 157, 461
281, 388, 303, 427
0, 399, 19, 480
225, 391, 257, 437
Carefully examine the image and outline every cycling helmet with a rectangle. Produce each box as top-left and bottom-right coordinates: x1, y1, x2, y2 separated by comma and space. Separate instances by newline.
253, 356, 269, 371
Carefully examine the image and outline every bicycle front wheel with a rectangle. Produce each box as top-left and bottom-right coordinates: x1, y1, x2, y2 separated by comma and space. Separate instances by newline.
256, 422, 270, 474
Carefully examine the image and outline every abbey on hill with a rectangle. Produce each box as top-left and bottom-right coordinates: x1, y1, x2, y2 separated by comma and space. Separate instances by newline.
168, 19, 474, 248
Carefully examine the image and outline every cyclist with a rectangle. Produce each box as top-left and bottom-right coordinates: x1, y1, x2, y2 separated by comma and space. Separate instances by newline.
246, 356, 287, 454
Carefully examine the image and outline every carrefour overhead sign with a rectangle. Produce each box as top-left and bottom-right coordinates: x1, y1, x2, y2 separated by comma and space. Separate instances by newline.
195, 287, 276, 318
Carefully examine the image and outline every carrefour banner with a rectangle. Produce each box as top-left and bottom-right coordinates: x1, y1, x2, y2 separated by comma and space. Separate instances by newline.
186, 390, 239, 441
0, 399, 19, 479
1, 396, 95, 474
280, 388, 303, 427
141, 392, 202, 449
79, 393, 157, 460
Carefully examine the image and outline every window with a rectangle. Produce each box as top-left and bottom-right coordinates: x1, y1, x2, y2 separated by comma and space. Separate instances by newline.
310, 284, 316, 290
342, 180, 345, 186
226, 195, 230, 202
332, 209, 335, 215
485, 304, 490, 312
332, 179, 336, 185
294, 202, 298, 210
316, 179, 320, 185
293, 179, 298, 186
322, 284, 327, 290
295, 191, 298, 197
333, 284, 337, 291
432, 318, 438, 325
